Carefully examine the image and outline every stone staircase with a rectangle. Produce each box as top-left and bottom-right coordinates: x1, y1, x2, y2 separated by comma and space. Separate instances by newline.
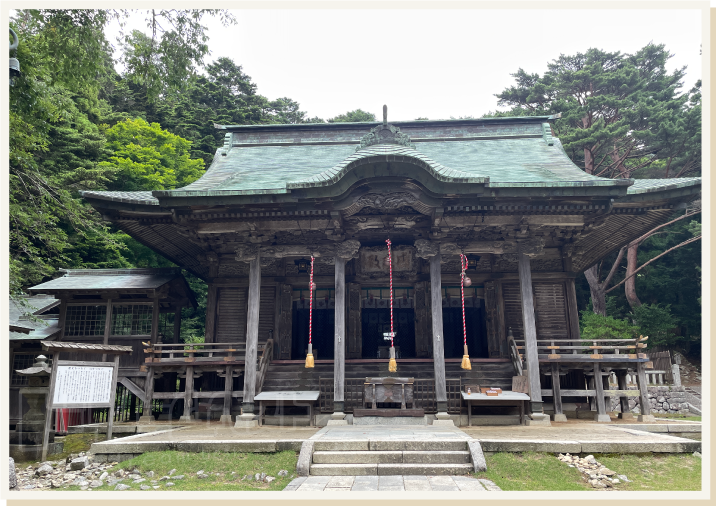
684, 386, 701, 413
307, 439, 480, 476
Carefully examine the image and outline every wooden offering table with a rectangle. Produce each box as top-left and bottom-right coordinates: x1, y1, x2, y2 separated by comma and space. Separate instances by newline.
462, 391, 530, 426
254, 391, 320, 427
354, 377, 424, 417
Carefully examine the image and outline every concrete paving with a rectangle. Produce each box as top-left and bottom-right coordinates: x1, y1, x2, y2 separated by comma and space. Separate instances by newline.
284, 474, 501, 491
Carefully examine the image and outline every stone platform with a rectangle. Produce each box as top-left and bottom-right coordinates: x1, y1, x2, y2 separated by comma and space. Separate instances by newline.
88, 419, 701, 462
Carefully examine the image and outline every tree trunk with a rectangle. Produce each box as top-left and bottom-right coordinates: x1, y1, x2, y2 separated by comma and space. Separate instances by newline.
584, 264, 607, 316
625, 242, 642, 308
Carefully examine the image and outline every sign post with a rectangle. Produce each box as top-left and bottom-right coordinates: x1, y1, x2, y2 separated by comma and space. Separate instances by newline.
41, 357, 120, 461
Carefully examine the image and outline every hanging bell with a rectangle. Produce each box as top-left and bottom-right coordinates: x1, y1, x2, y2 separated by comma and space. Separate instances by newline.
464, 276, 472, 287
388, 345, 397, 372
305, 342, 314, 368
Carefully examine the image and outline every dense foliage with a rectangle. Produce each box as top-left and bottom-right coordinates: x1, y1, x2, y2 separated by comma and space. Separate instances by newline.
7, 9, 363, 340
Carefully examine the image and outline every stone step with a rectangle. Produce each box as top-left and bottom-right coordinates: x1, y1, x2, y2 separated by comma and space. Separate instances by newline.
309, 463, 475, 476
313, 439, 469, 452
312, 450, 471, 464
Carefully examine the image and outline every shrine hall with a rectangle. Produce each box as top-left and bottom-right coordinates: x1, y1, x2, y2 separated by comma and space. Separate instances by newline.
28, 108, 700, 427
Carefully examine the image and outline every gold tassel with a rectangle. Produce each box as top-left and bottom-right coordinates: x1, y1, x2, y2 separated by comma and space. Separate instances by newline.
461, 344, 472, 370
305, 343, 314, 368
388, 346, 397, 372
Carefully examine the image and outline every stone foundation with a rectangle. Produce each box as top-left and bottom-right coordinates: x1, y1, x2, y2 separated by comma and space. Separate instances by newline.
608, 386, 690, 415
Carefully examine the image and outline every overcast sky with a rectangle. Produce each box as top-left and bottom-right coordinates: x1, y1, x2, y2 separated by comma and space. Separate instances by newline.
105, 5, 703, 122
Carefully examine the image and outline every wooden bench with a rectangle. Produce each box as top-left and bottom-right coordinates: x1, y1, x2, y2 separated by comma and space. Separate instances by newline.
254, 391, 320, 427
461, 390, 530, 426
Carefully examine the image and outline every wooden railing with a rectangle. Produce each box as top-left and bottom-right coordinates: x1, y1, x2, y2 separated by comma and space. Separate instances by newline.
143, 342, 247, 364
255, 339, 274, 395
513, 336, 648, 360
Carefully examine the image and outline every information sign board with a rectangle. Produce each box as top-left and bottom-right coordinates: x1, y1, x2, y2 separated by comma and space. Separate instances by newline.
52, 365, 114, 407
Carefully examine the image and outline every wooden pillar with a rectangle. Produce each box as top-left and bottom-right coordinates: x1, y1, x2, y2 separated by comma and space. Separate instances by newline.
181, 365, 194, 421
141, 298, 160, 420
565, 278, 581, 339
242, 254, 261, 415
636, 361, 652, 417
518, 253, 542, 410
278, 284, 293, 359
173, 306, 181, 344
102, 298, 112, 362
593, 363, 610, 422
616, 370, 631, 415
222, 365, 233, 423
429, 254, 448, 412
58, 299, 67, 340
333, 257, 346, 412
551, 363, 563, 415
205, 285, 218, 343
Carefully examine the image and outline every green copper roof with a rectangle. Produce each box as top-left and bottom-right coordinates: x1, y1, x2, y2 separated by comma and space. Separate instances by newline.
79, 117, 700, 204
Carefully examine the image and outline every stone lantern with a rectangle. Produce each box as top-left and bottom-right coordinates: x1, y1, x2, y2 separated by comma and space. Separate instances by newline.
9, 355, 64, 460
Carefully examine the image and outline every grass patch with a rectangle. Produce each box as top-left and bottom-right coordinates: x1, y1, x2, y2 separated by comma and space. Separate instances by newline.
595, 453, 701, 491
476, 452, 591, 491
63, 450, 298, 492
475, 452, 702, 492
654, 414, 701, 422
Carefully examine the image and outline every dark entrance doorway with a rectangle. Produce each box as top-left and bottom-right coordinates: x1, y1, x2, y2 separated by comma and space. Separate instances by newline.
292, 304, 335, 360
442, 306, 488, 358
361, 308, 416, 359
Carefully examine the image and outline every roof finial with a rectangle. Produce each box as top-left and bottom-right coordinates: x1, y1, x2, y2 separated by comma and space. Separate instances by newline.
383, 105, 387, 125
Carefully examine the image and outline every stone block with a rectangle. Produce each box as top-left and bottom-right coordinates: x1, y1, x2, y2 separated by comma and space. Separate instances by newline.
70, 456, 89, 470
479, 439, 581, 453
377, 463, 473, 475
402, 451, 471, 464
595, 414, 612, 423
350, 475, 379, 491
314, 440, 369, 451
312, 451, 402, 464
525, 418, 552, 426
552, 414, 568, 422
310, 463, 377, 476
353, 416, 427, 426
326, 475, 355, 488
9, 458, 16, 489
580, 441, 701, 453
667, 424, 701, 433
467, 440, 487, 472
276, 440, 304, 452
452, 476, 486, 491
402, 440, 469, 452
638, 414, 656, 422
618, 412, 635, 420
296, 440, 314, 477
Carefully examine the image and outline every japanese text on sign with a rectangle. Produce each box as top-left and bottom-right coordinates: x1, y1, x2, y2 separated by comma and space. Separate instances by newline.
52, 366, 114, 406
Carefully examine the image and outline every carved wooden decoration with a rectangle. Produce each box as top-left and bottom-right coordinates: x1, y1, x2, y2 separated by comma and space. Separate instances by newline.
347, 282, 362, 359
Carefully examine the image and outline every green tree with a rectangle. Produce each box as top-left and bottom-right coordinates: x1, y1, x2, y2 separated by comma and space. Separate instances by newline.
579, 311, 640, 340
491, 44, 701, 317
99, 118, 204, 191
118, 9, 236, 103
328, 109, 376, 123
